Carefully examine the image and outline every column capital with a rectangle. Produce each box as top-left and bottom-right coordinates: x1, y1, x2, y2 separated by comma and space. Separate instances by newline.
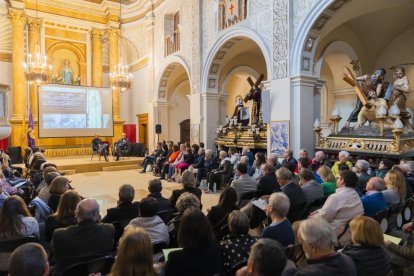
106, 28, 120, 40
8, 8, 26, 26
290, 75, 319, 87
27, 17, 42, 31
91, 29, 105, 41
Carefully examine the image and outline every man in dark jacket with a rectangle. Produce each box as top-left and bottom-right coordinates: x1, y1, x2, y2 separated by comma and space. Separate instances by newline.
256, 163, 280, 197
281, 149, 297, 174
148, 179, 170, 213
354, 159, 372, 194
277, 167, 305, 222
101, 184, 139, 223
206, 151, 232, 193
51, 198, 115, 275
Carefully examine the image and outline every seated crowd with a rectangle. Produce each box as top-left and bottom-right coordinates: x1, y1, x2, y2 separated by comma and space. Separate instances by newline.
3, 144, 414, 276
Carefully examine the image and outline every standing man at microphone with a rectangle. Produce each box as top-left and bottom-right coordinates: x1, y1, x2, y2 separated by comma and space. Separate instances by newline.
115, 133, 129, 161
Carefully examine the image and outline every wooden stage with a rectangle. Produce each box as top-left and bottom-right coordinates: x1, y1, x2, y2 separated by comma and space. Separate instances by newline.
20, 155, 145, 174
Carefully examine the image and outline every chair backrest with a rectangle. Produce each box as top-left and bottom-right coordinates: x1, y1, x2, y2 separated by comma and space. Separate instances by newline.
373, 209, 389, 233
0, 236, 40, 253
404, 198, 413, 222
62, 255, 115, 276
237, 191, 256, 208
112, 219, 132, 246
152, 241, 168, 255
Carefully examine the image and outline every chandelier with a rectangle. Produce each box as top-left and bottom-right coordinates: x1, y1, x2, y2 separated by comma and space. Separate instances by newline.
23, 0, 52, 85
110, 62, 132, 92
110, 0, 132, 92
24, 46, 52, 85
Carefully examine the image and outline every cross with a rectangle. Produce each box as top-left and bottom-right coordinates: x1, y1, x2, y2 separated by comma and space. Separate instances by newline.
244, 73, 265, 103
228, 0, 236, 16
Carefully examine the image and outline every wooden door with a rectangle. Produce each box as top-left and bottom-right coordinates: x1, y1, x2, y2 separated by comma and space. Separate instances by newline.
137, 113, 148, 150
180, 119, 190, 144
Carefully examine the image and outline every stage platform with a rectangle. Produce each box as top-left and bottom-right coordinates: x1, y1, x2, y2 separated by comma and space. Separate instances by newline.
20, 156, 144, 174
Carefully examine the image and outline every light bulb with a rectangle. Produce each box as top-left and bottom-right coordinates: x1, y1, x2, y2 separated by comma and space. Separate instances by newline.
314, 118, 321, 128
393, 117, 404, 129
377, 105, 387, 116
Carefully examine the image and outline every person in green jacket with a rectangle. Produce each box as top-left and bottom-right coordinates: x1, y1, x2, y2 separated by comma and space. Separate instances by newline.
317, 165, 337, 196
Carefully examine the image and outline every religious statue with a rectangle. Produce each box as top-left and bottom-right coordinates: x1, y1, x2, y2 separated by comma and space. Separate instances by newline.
61, 59, 73, 85
232, 95, 250, 126
244, 74, 265, 125
389, 66, 413, 129
344, 68, 392, 129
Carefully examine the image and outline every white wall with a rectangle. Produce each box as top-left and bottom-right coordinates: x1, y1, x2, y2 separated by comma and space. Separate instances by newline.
0, 61, 13, 118
168, 80, 190, 142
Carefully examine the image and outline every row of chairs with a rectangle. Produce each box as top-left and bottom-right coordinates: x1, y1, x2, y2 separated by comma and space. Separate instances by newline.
373, 198, 413, 233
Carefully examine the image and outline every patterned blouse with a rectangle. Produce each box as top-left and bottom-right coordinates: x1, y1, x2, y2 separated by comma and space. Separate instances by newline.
219, 233, 257, 273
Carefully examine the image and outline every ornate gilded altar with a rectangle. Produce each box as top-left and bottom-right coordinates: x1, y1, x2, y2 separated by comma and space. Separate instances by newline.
215, 125, 267, 150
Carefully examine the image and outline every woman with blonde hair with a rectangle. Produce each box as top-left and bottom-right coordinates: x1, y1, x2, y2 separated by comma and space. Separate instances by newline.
110, 227, 156, 276
45, 190, 81, 242
48, 176, 71, 212
317, 165, 336, 196
383, 169, 406, 206
342, 216, 391, 276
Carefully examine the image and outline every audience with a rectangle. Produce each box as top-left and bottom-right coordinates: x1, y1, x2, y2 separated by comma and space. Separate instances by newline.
0, 196, 39, 272
297, 217, 357, 275
317, 165, 337, 196
331, 151, 353, 177
35, 166, 58, 193
147, 179, 170, 213
342, 216, 392, 276
164, 208, 220, 276
250, 152, 266, 180
140, 142, 163, 173
262, 192, 295, 246
9, 243, 49, 276
45, 190, 81, 242
207, 187, 239, 233
256, 163, 280, 197
242, 146, 254, 167
354, 159, 372, 193
311, 150, 326, 172
276, 167, 305, 223
51, 198, 115, 274
101, 184, 139, 223
299, 169, 324, 203
295, 148, 312, 173
220, 211, 257, 275
38, 172, 60, 204
230, 163, 257, 202
383, 169, 406, 206
47, 176, 71, 212
126, 197, 169, 245
236, 238, 288, 276
281, 148, 297, 174
311, 170, 364, 246
169, 170, 202, 211
110, 227, 157, 276
373, 159, 393, 178
159, 144, 180, 180
360, 177, 387, 217
206, 150, 232, 193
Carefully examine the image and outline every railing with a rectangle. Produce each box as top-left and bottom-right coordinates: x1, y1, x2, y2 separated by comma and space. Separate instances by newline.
164, 29, 180, 57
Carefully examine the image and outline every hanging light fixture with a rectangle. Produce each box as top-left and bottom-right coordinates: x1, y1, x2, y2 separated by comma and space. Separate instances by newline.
110, 0, 132, 92
23, 0, 52, 85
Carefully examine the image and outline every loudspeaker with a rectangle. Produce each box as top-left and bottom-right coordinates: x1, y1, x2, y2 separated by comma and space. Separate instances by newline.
155, 124, 162, 134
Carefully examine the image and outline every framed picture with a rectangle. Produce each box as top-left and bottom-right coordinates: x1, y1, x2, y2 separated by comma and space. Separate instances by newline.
268, 120, 290, 157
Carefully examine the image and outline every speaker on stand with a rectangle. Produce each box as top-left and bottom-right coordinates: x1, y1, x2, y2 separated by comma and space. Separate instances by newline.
155, 124, 162, 142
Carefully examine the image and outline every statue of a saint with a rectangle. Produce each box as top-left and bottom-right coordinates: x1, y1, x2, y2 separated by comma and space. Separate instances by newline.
61, 59, 73, 85
244, 84, 263, 125
232, 96, 250, 126
389, 66, 413, 129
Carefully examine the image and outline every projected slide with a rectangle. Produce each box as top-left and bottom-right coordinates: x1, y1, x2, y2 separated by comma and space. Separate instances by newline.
38, 85, 113, 138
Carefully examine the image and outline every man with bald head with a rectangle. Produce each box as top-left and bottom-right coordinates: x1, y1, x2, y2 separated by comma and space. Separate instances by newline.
51, 198, 115, 274
360, 177, 387, 217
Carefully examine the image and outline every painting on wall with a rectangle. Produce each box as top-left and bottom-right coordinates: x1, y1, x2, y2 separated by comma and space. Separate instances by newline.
269, 121, 289, 157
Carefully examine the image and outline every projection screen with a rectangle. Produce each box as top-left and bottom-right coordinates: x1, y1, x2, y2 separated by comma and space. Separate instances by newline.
38, 84, 113, 138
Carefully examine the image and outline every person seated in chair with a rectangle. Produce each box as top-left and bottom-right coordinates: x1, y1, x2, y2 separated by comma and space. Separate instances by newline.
92, 133, 108, 162
140, 142, 163, 173
230, 163, 257, 202
114, 133, 129, 161
205, 150, 232, 194
101, 184, 139, 223
9, 243, 49, 276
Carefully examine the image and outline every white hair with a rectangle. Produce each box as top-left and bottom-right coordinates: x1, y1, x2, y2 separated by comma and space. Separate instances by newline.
240, 156, 249, 164
356, 159, 370, 172
298, 217, 337, 250
268, 192, 290, 217
205, 149, 213, 157
338, 151, 350, 159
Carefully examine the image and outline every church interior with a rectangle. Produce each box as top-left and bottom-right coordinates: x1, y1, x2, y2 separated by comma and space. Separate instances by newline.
1, 0, 414, 275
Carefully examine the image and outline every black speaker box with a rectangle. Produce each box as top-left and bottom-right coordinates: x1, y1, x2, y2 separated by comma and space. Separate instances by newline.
155, 124, 162, 134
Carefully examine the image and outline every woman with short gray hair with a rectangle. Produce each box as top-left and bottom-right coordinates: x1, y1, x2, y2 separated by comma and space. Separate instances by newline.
261, 192, 295, 246
297, 217, 357, 275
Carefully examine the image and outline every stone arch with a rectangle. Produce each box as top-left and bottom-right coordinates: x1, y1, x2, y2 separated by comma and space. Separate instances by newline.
155, 55, 191, 101
202, 27, 272, 93
290, 0, 352, 77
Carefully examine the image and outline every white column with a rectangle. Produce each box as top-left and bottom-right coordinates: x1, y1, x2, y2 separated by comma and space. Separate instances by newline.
290, 76, 319, 154
146, 11, 156, 151
201, 92, 221, 150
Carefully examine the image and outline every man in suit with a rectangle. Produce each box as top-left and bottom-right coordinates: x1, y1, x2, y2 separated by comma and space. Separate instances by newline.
101, 184, 139, 223
51, 198, 115, 275
114, 133, 129, 161
277, 167, 305, 222
256, 163, 280, 197
299, 169, 324, 204
231, 163, 257, 202
148, 179, 170, 213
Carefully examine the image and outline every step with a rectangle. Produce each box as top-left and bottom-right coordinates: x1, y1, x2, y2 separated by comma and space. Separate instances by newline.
60, 169, 76, 175
102, 164, 140, 172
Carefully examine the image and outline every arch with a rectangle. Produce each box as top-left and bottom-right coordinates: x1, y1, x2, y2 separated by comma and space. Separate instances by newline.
154, 54, 191, 101
46, 41, 86, 61
201, 27, 272, 92
220, 65, 260, 94
290, 0, 351, 77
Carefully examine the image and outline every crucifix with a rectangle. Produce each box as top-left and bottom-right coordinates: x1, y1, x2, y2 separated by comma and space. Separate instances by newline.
244, 73, 265, 125
228, 0, 236, 16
